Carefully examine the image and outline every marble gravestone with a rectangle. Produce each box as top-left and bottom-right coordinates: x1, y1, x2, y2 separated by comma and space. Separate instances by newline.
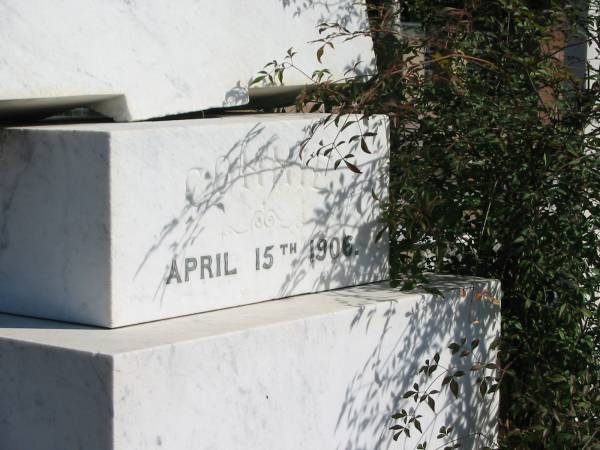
0, 0, 375, 122
0, 113, 389, 328
0, 2, 504, 449
0, 278, 501, 450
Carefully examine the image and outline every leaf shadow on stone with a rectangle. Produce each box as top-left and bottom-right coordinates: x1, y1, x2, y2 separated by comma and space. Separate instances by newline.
330, 277, 500, 450
275, 115, 389, 298
136, 114, 388, 308
278, 0, 367, 29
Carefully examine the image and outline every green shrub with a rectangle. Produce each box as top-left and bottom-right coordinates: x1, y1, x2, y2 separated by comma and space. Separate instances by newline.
257, 0, 600, 447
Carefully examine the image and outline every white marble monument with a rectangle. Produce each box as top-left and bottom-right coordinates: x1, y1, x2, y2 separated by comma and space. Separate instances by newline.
0, 114, 389, 327
0, 3, 503, 448
0, 0, 375, 122
0, 277, 500, 450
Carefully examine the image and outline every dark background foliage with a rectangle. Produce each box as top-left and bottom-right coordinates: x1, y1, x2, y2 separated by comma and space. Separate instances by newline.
259, 0, 600, 447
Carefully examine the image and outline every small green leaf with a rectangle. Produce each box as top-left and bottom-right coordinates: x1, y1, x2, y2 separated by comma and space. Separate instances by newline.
345, 160, 362, 174
317, 46, 325, 63
251, 75, 266, 86
403, 390, 416, 398
341, 120, 356, 132
361, 137, 372, 154
309, 102, 322, 113
480, 380, 488, 397
427, 396, 436, 412
450, 379, 459, 398
414, 419, 422, 433
448, 343, 461, 354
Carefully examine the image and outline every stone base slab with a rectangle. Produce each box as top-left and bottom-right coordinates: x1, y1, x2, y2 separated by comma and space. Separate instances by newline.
0, 278, 500, 450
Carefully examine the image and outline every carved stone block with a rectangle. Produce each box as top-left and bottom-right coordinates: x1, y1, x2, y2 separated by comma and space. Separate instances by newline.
0, 114, 389, 327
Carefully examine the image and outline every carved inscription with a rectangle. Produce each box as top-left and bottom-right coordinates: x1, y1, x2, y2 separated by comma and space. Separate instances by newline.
166, 252, 238, 285
309, 235, 358, 262
165, 234, 357, 284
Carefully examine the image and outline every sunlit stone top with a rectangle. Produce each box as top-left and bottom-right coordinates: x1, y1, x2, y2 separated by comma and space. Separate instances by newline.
0, 0, 375, 122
